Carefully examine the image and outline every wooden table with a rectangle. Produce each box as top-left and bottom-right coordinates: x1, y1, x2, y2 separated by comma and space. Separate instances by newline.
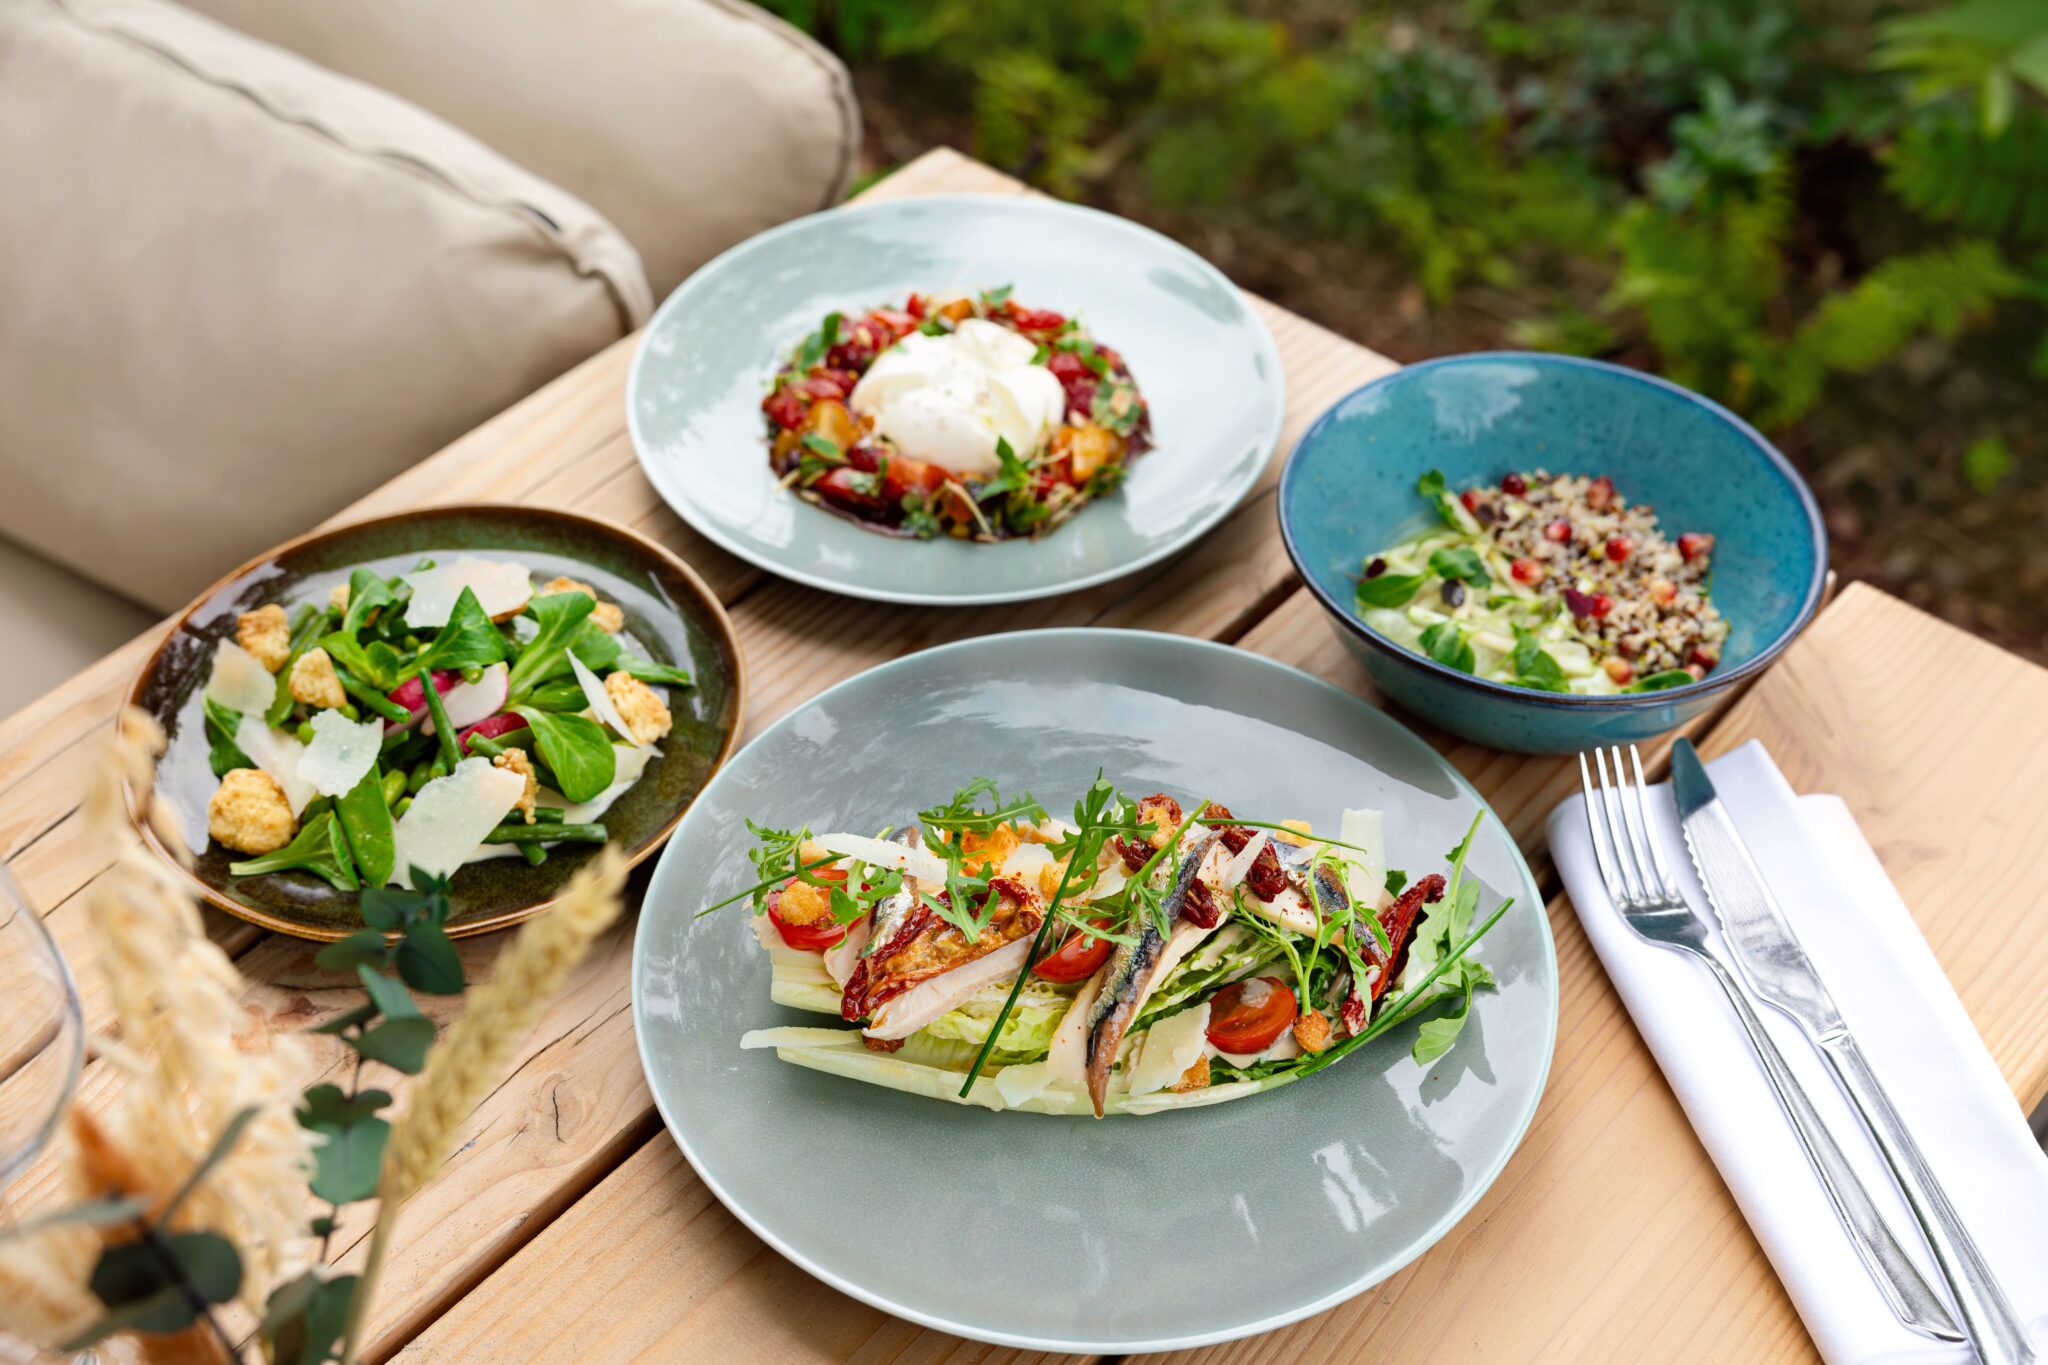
7, 148, 2047, 1364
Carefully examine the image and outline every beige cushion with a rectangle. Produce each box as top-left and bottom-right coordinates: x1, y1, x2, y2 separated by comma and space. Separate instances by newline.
0, 538, 157, 723
0, 0, 652, 613
176, 0, 859, 297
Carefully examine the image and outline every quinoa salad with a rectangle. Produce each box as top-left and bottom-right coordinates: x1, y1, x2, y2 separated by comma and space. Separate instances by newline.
1353, 469, 1727, 696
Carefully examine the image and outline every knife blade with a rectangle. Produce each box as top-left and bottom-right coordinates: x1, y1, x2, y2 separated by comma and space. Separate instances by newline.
1668, 737, 2038, 1365
1668, 740, 1845, 1039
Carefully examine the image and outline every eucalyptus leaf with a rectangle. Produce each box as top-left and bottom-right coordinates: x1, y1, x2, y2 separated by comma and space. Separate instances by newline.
0, 1194, 148, 1241
510, 706, 617, 803
266, 1272, 358, 1365
59, 1286, 194, 1348
310, 1001, 377, 1036
357, 886, 411, 931
355, 964, 421, 1020
314, 930, 387, 975
298, 1085, 393, 1204
396, 920, 465, 995
350, 1016, 435, 1073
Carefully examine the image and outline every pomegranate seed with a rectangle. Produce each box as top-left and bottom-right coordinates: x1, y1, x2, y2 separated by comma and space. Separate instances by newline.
1564, 588, 1596, 619
1605, 536, 1633, 562
1543, 519, 1572, 543
1586, 476, 1615, 511
1689, 644, 1720, 669
1590, 593, 1615, 620
1685, 663, 1708, 681
1510, 557, 1545, 585
1649, 579, 1677, 605
1603, 658, 1634, 685
1459, 489, 1483, 514
1678, 532, 1715, 563
1500, 472, 1528, 496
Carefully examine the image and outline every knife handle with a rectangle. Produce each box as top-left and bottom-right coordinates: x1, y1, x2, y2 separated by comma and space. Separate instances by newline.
1820, 1032, 2038, 1364
1698, 956, 1960, 1341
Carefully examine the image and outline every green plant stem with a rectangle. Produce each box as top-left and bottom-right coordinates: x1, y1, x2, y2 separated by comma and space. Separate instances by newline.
336, 1204, 394, 1365
139, 1222, 246, 1364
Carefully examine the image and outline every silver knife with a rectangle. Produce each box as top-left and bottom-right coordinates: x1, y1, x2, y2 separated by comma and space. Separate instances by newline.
1671, 739, 2036, 1365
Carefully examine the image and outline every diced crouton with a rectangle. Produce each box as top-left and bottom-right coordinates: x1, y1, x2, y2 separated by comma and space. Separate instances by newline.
603, 672, 671, 745
328, 582, 351, 613
235, 604, 291, 672
492, 748, 538, 823
288, 647, 347, 710
1293, 1009, 1333, 1054
538, 575, 624, 632
1272, 819, 1315, 847
1170, 1054, 1213, 1093
208, 769, 296, 854
1038, 856, 1070, 902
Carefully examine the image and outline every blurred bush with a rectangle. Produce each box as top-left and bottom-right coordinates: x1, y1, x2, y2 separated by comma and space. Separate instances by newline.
766, 0, 2048, 651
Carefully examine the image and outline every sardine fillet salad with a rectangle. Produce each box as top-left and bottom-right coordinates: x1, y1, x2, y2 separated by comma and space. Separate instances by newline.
718, 780, 1510, 1116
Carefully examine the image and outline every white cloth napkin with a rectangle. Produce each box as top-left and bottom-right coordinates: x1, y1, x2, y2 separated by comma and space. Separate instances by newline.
1548, 740, 2048, 1363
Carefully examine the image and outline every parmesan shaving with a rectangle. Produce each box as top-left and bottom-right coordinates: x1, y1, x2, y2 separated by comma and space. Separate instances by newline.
206, 639, 278, 714
401, 557, 532, 628
232, 715, 316, 815
297, 711, 383, 798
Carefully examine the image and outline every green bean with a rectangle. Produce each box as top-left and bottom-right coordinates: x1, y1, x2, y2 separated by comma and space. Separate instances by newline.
465, 733, 506, 759
531, 808, 566, 824
416, 665, 462, 770
482, 822, 607, 845
336, 666, 409, 723
520, 843, 547, 866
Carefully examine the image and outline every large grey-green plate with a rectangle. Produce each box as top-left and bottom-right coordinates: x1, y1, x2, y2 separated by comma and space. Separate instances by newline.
632, 630, 1556, 1353
625, 195, 1284, 605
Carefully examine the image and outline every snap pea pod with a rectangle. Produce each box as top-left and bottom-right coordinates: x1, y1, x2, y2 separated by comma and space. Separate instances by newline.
335, 764, 395, 886
336, 666, 410, 723
380, 768, 407, 807
416, 665, 463, 770
482, 822, 607, 845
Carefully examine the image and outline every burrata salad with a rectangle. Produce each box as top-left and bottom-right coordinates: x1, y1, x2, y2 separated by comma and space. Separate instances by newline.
760, 286, 1152, 540
197, 557, 689, 900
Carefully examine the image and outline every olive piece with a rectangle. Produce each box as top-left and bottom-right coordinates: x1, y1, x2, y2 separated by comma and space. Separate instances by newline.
1440, 580, 1466, 608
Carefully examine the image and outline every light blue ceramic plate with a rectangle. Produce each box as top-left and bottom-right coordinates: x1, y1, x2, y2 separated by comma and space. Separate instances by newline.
632, 630, 1556, 1352
626, 195, 1284, 605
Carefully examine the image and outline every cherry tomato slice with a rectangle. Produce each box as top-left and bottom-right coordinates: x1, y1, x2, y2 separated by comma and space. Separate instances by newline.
813, 468, 887, 511
1204, 976, 1298, 1054
881, 454, 949, 500
1032, 918, 1114, 982
766, 869, 850, 951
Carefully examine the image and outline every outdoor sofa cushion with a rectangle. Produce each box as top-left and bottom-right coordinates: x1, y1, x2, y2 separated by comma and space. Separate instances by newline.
0, 0, 652, 613
176, 0, 861, 297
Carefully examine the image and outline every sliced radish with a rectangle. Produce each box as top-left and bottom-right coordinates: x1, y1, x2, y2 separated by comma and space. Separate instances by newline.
383, 668, 461, 734
425, 662, 508, 734
457, 712, 529, 755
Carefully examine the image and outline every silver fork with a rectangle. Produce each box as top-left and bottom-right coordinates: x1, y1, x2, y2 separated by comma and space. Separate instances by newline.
1580, 745, 1963, 1343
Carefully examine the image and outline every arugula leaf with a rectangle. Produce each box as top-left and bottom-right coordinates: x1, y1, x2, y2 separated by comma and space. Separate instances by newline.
203, 696, 252, 778
1419, 621, 1476, 673
229, 811, 360, 891
1624, 668, 1697, 693
1509, 628, 1571, 692
413, 587, 509, 675
510, 706, 616, 803
341, 568, 402, 636
1355, 572, 1424, 610
1428, 547, 1491, 585
505, 590, 596, 704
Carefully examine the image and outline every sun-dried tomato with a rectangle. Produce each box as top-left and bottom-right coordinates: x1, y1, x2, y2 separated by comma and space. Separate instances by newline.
1181, 877, 1222, 928
1366, 873, 1446, 1001
1243, 842, 1287, 901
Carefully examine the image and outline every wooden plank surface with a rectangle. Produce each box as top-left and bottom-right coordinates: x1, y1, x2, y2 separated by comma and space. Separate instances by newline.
6, 144, 2042, 1365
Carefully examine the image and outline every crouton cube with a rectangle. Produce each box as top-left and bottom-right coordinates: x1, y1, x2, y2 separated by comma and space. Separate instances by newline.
538, 575, 624, 632
492, 747, 538, 823
1272, 819, 1315, 847
289, 647, 348, 710
235, 604, 291, 672
207, 769, 296, 854
328, 582, 351, 614
603, 672, 671, 745
1293, 1009, 1333, 1054
1169, 1054, 1212, 1093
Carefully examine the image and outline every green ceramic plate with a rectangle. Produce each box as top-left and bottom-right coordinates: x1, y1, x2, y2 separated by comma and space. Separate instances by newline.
633, 630, 1555, 1352
626, 194, 1284, 605
131, 505, 745, 941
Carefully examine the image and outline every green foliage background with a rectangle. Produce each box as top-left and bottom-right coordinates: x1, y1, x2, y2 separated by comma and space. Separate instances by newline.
765, 0, 2048, 655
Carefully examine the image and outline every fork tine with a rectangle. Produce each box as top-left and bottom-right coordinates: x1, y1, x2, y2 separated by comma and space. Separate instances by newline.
1627, 744, 1682, 900
1612, 745, 1664, 903
1594, 747, 1649, 904
1577, 752, 1627, 904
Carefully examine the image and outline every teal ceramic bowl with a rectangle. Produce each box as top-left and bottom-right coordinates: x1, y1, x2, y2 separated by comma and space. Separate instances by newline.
627, 194, 1284, 605
1280, 354, 1827, 753
633, 629, 1555, 1352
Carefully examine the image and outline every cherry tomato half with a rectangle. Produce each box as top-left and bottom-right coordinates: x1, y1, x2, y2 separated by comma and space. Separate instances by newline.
1204, 976, 1298, 1054
1032, 918, 1114, 983
766, 869, 849, 951
812, 468, 887, 511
